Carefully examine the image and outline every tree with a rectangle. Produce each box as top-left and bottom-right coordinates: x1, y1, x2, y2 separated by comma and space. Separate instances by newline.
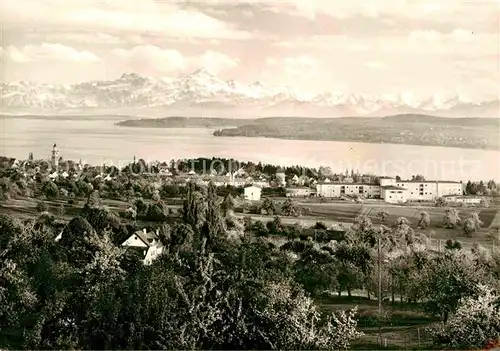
261, 197, 276, 215
313, 221, 328, 230
285, 223, 302, 240
445, 239, 462, 250
294, 247, 338, 296
465, 180, 474, 195
133, 197, 148, 216
469, 212, 483, 229
182, 182, 204, 229
42, 180, 59, 199
201, 182, 224, 246
463, 212, 483, 236
169, 223, 194, 251
377, 210, 389, 223
221, 193, 235, 217
346, 215, 377, 247
86, 190, 101, 208
435, 197, 447, 207
480, 198, 490, 208
57, 204, 65, 216
151, 190, 161, 202
412, 174, 426, 182
429, 284, 500, 349
267, 216, 284, 234
80, 203, 121, 232
301, 207, 312, 216
443, 208, 460, 229
421, 252, 486, 322
393, 217, 415, 246
252, 220, 268, 236
36, 201, 48, 213
487, 179, 497, 190
414, 211, 430, 230
146, 201, 168, 222
124, 207, 137, 220
282, 198, 300, 217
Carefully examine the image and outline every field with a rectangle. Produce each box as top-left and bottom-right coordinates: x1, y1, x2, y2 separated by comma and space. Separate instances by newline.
296, 201, 499, 248
317, 295, 437, 350
1, 194, 498, 349
2, 196, 498, 250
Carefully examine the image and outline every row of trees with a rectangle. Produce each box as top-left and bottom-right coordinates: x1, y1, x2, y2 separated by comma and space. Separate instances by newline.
279, 213, 500, 348
465, 179, 498, 195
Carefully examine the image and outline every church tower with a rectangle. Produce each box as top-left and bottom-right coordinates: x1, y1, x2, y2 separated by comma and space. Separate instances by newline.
51, 143, 59, 170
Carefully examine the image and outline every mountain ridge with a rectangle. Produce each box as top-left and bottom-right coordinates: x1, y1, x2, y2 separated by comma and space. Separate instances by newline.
1, 70, 499, 118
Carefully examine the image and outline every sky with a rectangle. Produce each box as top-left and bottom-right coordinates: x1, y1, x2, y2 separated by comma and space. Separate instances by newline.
1, 0, 499, 101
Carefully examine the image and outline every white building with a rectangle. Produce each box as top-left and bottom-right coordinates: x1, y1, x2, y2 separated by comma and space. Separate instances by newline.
316, 182, 381, 198
244, 185, 262, 201
276, 173, 286, 186
121, 229, 164, 265
286, 187, 313, 197
381, 185, 407, 204
379, 177, 463, 202
443, 195, 483, 205
159, 168, 172, 177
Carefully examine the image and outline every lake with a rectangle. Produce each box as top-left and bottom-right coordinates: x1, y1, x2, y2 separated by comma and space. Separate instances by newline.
1, 116, 498, 181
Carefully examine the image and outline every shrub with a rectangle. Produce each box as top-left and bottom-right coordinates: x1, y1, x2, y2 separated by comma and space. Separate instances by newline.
429, 285, 500, 349
435, 197, 448, 207
313, 221, 328, 230
443, 208, 460, 229
377, 210, 389, 223
463, 213, 483, 236
445, 239, 462, 250
417, 211, 430, 229
480, 198, 490, 208
57, 204, 65, 216
36, 201, 48, 213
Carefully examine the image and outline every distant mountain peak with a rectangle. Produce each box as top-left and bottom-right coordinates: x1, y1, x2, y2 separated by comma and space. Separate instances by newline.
120, 72, 144, 80
189, 68, 215, 77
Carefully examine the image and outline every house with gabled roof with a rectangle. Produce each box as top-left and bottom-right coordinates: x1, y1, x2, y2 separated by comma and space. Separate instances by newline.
121, 228, 164, 265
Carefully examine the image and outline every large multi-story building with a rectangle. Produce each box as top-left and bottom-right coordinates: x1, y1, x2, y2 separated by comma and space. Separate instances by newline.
380, 177, 463, 202
286, 187, 313, 197
317, 177, 463, 203
316, 182, 381, 198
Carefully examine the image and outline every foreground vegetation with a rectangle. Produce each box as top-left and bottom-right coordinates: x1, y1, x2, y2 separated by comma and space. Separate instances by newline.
1, 180, 500, 349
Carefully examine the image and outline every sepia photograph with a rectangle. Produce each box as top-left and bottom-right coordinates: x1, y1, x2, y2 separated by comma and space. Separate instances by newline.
0, 0, 499, 349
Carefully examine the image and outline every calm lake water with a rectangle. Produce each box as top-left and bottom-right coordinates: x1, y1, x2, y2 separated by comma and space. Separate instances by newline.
1, 116, 498, 181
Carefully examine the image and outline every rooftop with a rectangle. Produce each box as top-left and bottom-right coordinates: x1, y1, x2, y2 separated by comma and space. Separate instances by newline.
135, 230, 158, 247
244, 184, 262, 189
381, 185, 407, 190
317, 182, 379, 186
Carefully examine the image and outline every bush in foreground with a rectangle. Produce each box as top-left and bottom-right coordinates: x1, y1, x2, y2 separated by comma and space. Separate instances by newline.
429, 284, 500, 349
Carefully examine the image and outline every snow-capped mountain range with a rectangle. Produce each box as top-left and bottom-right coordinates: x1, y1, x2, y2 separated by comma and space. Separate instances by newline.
1, 69, 498, 118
